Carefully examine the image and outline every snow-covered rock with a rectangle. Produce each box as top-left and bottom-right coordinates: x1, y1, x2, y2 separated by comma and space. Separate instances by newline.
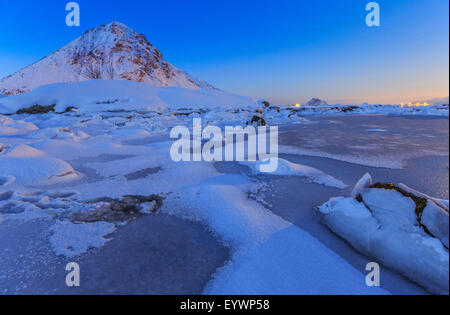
0, 80, 255, 114
317, 174, 449, 295
0, 22, 214, 96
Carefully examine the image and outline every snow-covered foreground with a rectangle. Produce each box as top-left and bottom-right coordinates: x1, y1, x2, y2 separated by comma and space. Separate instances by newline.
0, 83, 448, 294
0, 112, 386, 294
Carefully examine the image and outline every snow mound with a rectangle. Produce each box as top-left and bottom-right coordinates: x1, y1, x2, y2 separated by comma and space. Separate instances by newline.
53, 128, 89, 141
0, 144, 78, 186
317, 174, 449, 295
50, 220, 116, 258
240, 157, 347, 189
0, 80, 255, 114
109, 128, 151, 140
7, 144, 45, 157
0, 115, 39, 136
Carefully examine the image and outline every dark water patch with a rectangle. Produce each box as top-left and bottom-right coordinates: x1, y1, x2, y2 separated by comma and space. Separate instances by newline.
124, 167, 162, 181
0, 214, 230, 294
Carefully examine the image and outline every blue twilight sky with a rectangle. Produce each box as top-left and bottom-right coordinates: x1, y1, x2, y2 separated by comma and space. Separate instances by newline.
0, 0, 448, 105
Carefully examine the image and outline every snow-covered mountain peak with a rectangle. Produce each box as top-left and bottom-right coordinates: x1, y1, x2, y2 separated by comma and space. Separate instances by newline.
0, 22, 215, 96
74, 21, 146, 50
305, 98, 329, 107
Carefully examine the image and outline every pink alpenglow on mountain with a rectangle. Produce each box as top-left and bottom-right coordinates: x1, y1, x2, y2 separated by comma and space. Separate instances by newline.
0, 22, 215, 96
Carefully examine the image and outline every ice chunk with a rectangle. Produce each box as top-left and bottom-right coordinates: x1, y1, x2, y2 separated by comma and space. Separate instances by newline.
422, 200, 449, 248
351, 173, 373, 198
318, 186, 449, 294
398, 183, 449, 212
318, 197, 379, 254
318, 196, 373, 218
361, 188, 418, 229
368, 230, 449, 295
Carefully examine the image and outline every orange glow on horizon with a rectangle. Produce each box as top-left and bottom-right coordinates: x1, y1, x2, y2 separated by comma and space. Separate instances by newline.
405, 102, 431, 107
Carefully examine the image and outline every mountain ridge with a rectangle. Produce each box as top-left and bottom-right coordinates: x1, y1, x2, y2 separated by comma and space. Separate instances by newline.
0, 22, 215, 96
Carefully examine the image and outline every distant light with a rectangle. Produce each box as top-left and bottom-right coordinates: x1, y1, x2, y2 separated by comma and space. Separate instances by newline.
294, 104, 301, 108
404, 102, 431, 107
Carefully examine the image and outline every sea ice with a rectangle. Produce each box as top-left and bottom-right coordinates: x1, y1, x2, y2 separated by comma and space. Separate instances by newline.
240, 157, 347, 189
50, 220, 116, 258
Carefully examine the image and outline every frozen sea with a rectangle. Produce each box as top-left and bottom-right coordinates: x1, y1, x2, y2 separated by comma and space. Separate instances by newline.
219, 115, 448, 295
0, 114, 448, 295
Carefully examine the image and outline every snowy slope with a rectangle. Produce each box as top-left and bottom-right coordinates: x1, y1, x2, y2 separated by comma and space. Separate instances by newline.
0, 22, 215, 96
0, 80, 255, 114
